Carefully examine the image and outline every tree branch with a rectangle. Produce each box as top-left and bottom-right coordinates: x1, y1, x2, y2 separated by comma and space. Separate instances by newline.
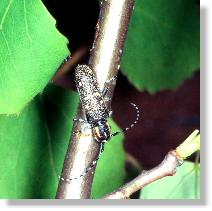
55, 0, 135, 199
103, 130, 200, 199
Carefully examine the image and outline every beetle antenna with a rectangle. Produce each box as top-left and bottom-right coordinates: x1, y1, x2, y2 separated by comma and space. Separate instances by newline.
110, 103, 140, 138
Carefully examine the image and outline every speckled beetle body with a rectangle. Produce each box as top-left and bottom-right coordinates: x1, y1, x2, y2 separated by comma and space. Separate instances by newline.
75, 64, 111, 142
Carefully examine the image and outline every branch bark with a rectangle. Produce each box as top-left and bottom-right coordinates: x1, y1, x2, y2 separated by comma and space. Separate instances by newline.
56, 0, 134, 199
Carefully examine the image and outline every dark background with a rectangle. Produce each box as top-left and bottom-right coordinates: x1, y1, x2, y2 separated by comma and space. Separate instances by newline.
43, 0, 200, 170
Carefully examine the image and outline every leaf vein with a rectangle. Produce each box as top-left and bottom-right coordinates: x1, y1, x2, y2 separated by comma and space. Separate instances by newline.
0, 0, 13, 30
23, 0, 39, 72
0, 74, 8, 113
0, 30, 23, 85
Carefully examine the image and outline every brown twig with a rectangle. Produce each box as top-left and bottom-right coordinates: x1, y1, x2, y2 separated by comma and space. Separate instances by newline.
103, 130, 200, 199
103, 151, 181, 199
55, 0, 135, 199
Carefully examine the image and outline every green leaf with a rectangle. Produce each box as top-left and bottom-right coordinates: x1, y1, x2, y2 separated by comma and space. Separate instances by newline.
0, 0, 69, 115
0, 86, 78, 198
91, 119, 126, 199
140, 161, 200, 199
121, 0, 199, 93
0, 86, 126, 198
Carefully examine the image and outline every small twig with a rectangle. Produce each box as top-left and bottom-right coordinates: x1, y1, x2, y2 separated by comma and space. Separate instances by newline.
103, 130, 200, 199
126, 153, 143, 172
51, 46, 88, 83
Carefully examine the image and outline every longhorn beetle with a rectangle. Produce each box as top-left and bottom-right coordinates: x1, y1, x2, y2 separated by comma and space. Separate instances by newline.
59, 64, 140, 182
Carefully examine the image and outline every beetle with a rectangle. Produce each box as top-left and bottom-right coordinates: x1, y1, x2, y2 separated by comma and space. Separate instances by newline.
59, 64, 140, 181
